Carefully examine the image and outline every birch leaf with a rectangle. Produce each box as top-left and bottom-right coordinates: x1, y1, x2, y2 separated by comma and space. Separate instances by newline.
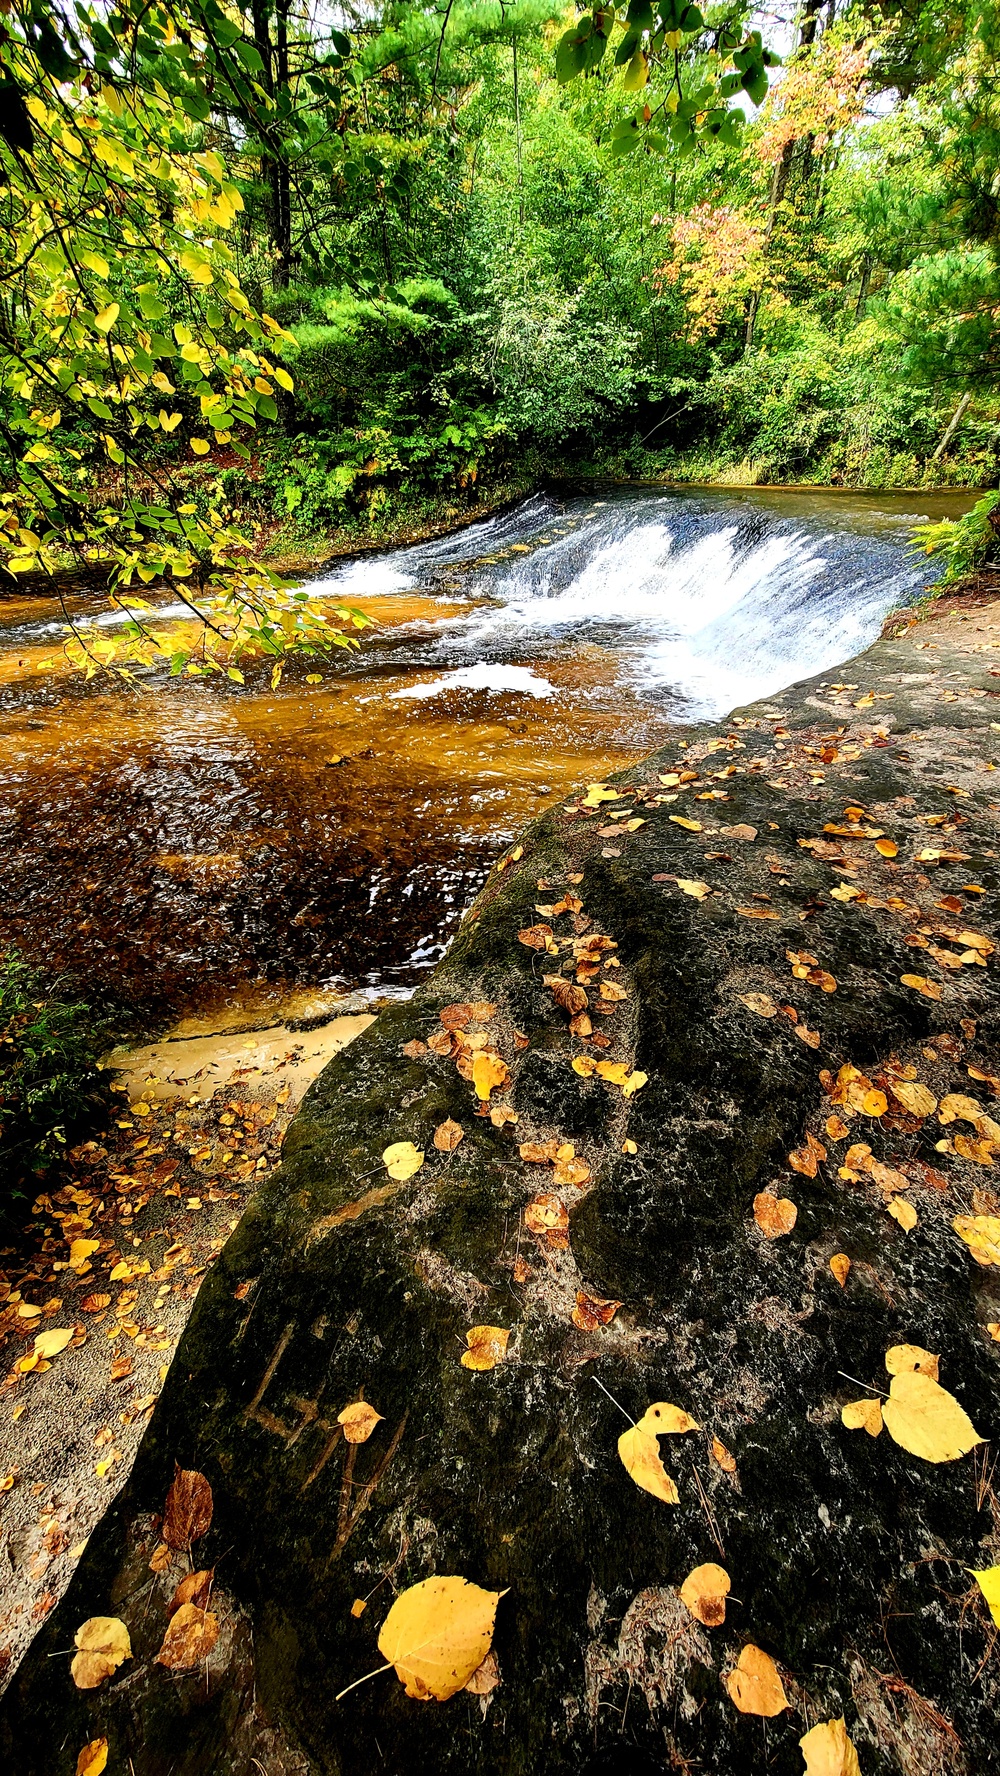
953, 1215, 1000, 1266
882, 1370, 983, 1463
725, 1643, 789, 1716
841, 1398, 883, 1437
971, 1565, 1000, 1627
338, 1402, 383, 1443
382, 1141, 424, 1181
71, 1616, 132, 1689
472, 1053, 509, 1100
617, 1425, 679, 1505
460, 1327, 510, 1371
885, 1344, 938, 1380
799, 1717, 862, 1776
155, 1602, 219, 1669
679, 1562, 730, 1626
377, 1576, 505, 1701
76, 1742, 109, 1776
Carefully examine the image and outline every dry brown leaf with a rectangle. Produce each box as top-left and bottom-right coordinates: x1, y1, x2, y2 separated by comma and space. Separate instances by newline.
741, 993, 778, 1017
552, 1155, 591, 1187
472, 1053, 509, 1101
842, 1397, 883, 1437
169, 1568, 214, 1615
795, 1024, 822, 1048
524, 1194, 569, 1247
489, 1104, 518, 1128
571, 1292, 621, 1331
599, 980, 627, 1002
155, 1602, 219, 1670
512, 1256, 531, 1284
71, 1616, 132, 1689
789, 1131, 827, 1178
519, 1140, 560, 1163
753, 1191, 798, 1238
725, 1644, 789, 1717
679, 1562, 731, 1627
460, 1326, 511, 1371
433, 1119, 464, 1152
80, 1293, 111, 1314
162, 1462, 213, 1550
890, 1080, 937, 1119
711, 1436, 737, 1473
383, 1141, 425, 1181
149, 1543, 172, 1573
954, 1215, 1000, 1265
826, 1116, 850, 1142
799, 1717, 862, 1776
402, 1039, 427, 1059
900, 974, 942, 1000
885, 1344, 939, 1380
518, 923, 553, 951
76, 1740, 109, 1776
830, 1253, 851, 1288
464, 1649, 500, 1696
109, 1355, 132, 1382
738, 906, 780, 920
377, 1576, 505, 1702
882, 1368, 983, 1462
439, 1003, 474, 1030
888, 1197, 918, 1231
338, 1401, 384, 1444
549, 979, 589, 1016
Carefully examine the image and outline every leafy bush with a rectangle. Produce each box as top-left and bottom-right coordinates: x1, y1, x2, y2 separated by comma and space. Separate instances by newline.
0, 954, 111, 1203
914, 489, 1000, 583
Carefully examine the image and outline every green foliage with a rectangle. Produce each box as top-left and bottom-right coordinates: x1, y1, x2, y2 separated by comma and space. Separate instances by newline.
0, 953, 111, 1200
914, 489, 1000, 583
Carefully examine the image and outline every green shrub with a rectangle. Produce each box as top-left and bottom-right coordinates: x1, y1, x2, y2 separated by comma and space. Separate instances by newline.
0, 953, 111, 1202
914, 488, 1000, 583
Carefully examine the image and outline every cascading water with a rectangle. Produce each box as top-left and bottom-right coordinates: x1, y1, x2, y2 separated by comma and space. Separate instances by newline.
0, 484, 966, 1013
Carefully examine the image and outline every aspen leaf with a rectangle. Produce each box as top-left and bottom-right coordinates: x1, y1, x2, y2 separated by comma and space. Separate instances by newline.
162, 1463, 213, 1549
799, 1717, 862, 1776
617, 1426, 679, 1504
520, 1139, 560, 1163
524, 1194, 569, 1246
900, 974, 942, 1000
789, 1131, 826, 1177
472, 1053, 508, 1100
677, 879, 711, 900
875, 838, 898, 858
571, 1291, 621, 1330
70, 1238, 100, 1268
155, 1602, 219, 1669
33, 1327, 73, 1358
622, 1070, 648, 1098
971, 1566, 1000, 1627
76, 1740, 109, 1776
741, 993, 778, 1017
596, 1061, 629, 1084
754, 1191, 797, 1238
725, 1643, 789, 1717
830, 1253, 851, 1287
885, 1344, 938, 1380
518, 923, 553, 951
573, 1055, 597, 1077
71, 1616, 132, 1688
383, 1141, 424, 1181
169, 1569, 214, 1614
460, 1326, 510, 1371
882, 1369, 983, 1462
638, 1402, 700, 1434
711, 1436, 737, 1473
842, 1398, 883, 1437
377, 1575, 505, 1701
888, 1198, 917, 1231
581, 783, 620, 808
680, 1562, 730, 1626
890, 1081, 937, 1118
669, 815, 702, 832
433, 1119, 464, 1152
338, 1401, 383, 1443
149, 1543, 172, 1572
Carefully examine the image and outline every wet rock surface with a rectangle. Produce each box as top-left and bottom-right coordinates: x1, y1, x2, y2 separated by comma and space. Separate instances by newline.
3, 601, 1000, 1775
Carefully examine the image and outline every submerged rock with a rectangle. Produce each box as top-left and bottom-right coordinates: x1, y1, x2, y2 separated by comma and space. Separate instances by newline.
4, 603, 1000, 1774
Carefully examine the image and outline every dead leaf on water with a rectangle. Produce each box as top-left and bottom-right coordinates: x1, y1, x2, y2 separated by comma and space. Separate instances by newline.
800, 1716, 862, 1776
155, 1602, 219, 1670
433, 1120, 464, 1152
338, 1402, 384, 1443
680, 1562, 731, 1626
162, 1463, 213, 1550
460, 1327, 510, 1371
383, 1141, 424, 1181
753, 1191, 798, 1238
725, 1643, 789, 1717
71, 1616, 132, 1689
377, 1575, 506, 1701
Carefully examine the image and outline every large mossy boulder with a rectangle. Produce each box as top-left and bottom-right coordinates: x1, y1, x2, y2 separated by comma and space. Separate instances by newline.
4, 612, 1000, 1775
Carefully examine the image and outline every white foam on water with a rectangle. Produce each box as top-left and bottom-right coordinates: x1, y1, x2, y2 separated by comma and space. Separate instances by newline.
389, 663, 555, 701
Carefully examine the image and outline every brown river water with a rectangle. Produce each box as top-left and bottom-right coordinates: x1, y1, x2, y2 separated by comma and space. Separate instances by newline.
0, 484, 975, 1027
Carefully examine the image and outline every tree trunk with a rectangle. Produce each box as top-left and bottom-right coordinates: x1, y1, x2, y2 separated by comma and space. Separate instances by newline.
931, 390, 973, 464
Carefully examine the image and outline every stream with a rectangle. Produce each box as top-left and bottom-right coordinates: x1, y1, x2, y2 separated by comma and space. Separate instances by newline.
0, 483, 974, 1026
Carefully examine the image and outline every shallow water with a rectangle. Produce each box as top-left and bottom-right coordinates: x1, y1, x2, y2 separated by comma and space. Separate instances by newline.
0, 483, 972, 1021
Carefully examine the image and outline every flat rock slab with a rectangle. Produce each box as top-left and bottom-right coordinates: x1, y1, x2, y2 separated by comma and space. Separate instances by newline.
4, 603, 1000, 1776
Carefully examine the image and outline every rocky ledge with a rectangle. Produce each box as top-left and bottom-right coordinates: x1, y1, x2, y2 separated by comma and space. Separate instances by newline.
3, 598, 1000, 1776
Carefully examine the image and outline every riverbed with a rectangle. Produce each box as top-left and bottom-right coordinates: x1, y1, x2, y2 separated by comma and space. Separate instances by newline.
0, 483, 973, 1024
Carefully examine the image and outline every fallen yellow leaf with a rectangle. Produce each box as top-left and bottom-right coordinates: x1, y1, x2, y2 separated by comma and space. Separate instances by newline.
711, 1436, 737, 1473
33, 1327, 74, 1359
571, 1292, 621, 1330
799, 1716, 862, 1776
741, 993, 778, 1017
69, 1239, 100, 1268
679, 1562, 730, 1626
725, 1643, 789, 1717
460, 1326, 511, 1371
617, 1425, 679, 1505
900, 974, 942, 1000
472, 1052, 509, 1101
842, 1397, 883, 1437
155, 1602, 219, 1670
582, 783, 620, 808
351, 1598, 367, 1618
76, 1740, 109, 1776
830, 1253, 851, 1288
622, 1070, 648, 1098
669, 815, 702, 832
677, 879, 711, 899
971, 1565, 1000, 1627
338, 1401, 384, 1443
888, 1197, 918, 1231
382, 1141, 424, 1181
882, 1369, 983, 1463
885, 1344, 938, 1380
377, 1576, 505, 1701
890, 1080, 937, 1118
71, 1616, 132, 1689
753, 1191, 798, 1238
